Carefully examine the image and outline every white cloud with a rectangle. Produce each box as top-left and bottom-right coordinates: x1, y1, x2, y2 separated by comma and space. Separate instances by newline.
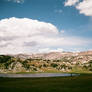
64, 0, 92, 16
7, 0, 24, 3
0, 17, 91, 54
38, 48, 63, 53
64, 0, 79, 6
76, 0, 92, 16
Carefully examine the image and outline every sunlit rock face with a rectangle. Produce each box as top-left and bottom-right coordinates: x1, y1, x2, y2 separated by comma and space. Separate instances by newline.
9, 62, 26, 73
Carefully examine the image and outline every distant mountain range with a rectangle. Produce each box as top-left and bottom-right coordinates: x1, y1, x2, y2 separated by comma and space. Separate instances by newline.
12, 51, 92, 60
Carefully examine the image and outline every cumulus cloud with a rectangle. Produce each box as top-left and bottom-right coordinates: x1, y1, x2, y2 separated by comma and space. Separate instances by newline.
7, 0, 24, 3
76, 0, 92, 16
64, 0, 92, 16
0, 17, 91, 54
64, 0, 79, 6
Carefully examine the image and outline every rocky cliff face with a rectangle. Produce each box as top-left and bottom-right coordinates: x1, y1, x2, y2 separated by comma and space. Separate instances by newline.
8, 62, 26, 73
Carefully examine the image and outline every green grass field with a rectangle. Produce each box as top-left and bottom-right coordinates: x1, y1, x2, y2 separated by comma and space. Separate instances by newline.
0, 74, 92, 92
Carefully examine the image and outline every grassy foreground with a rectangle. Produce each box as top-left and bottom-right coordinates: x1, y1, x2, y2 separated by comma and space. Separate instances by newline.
0, 74, 92, 92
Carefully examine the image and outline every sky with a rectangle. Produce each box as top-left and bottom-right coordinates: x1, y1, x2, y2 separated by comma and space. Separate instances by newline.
0, 0, 92, 54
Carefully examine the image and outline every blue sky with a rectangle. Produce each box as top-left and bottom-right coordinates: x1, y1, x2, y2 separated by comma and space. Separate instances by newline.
0, 0, 92, 54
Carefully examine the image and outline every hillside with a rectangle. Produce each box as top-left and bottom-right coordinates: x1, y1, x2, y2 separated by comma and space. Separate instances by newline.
0, 51, 92, 73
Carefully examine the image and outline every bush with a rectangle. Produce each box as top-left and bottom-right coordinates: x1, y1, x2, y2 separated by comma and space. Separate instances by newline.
0, 55, 12, 63
51, 63, 58, 68
22, 60, 30, 70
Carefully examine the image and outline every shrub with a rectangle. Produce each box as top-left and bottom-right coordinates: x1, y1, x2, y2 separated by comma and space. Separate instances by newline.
51, 63, 58, 68
0, 55, 12, 63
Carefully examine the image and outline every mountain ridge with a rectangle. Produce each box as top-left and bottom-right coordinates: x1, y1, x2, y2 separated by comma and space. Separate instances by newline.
10, 50, 92, 60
